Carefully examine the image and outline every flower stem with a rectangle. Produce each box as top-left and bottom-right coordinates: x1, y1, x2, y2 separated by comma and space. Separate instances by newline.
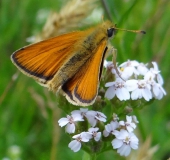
134, 110, 146, 140
90, 153, 97, 160
82, 152, 97, 160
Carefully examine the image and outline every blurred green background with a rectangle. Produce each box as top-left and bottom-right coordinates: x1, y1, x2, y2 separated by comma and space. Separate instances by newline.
0, 0, 170, 159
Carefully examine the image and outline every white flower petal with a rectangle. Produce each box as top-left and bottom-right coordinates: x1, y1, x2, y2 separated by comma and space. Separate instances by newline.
71, 110, 81, 116
94, 132, 101, 141
110, 121, 119, 130
159, 86, 166, 96
119, 121, 125, 126
105, 82, 115, 87
126, 116, 132, 122
105, 86, 116, 99
86, 111, 96, 117
86, 117, 96, 127
152, 83, 166, 99
68, 140, 81, 152
103, 129, 109, 137
104, 121, 119, 136
113, 130, 120, 136
144, 71, 155, 82
72, 134, 80, 139
142, 88, 152, 101
119, 61, 127, 67
116, 88, 124, 100
58, 118, 69, 127
116, 129, 128, 139
153, 84, 160, 97
132, 115, 139, 123
152, 62, 159, 72
117, 144, 131, 156
131, 60, 140, 67
137, 63, 148, 75
157, 74, 164, 85
120, 67, 134, 79
105, 124, 112, 132
130, 142, 138, 150
121, 88, 130, 100
65, 123, 75, 133
73, 115, 84, 121
88, 127, 99, 132
80, 108, 88, 112
130, 123, 136, 129
126, 80, 138, 91
112, 139, 123, 149
126, 126, 133, 132
95, 112, 107, 122
71, 109, 87, 118
85, 111, 97, 127
116, 89, 124, 101
104, 60, 114, 69
81, 132, 91, 142
131, 90, 140, 100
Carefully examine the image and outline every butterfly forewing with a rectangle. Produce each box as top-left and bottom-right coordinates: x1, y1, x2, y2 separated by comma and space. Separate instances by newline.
11, 31, 85, 84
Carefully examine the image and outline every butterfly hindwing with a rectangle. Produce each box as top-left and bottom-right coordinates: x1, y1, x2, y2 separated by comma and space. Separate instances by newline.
62, 40, 107, 106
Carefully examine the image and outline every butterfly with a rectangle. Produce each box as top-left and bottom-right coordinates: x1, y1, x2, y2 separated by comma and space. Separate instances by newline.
11, 20, 145, 106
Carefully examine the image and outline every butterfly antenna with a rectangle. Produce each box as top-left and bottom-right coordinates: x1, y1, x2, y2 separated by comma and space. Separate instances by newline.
114, 27, 146, 34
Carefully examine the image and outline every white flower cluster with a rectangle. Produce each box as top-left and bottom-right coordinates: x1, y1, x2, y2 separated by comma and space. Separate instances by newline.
58, 108, 139, 157
104, 114, 139, 156
104, 60, 166, 101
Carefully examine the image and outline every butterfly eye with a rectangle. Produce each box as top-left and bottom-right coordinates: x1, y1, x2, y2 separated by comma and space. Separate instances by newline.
107, 28, 116, 38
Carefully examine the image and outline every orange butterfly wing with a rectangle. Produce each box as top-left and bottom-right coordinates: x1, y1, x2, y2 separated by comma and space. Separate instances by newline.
62, 40, 107, 106
11, 32, 85, 84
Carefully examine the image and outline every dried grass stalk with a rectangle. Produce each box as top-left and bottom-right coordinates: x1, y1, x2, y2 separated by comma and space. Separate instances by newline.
127, 136, 159, 160
35, 0, 97, 42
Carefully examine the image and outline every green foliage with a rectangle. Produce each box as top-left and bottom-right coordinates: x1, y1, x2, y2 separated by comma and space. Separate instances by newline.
0, 0, 170, 159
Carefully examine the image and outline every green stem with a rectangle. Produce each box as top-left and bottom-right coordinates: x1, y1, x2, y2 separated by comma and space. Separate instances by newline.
134, 109, 146, 140
82, 152, 97, 160
90, 153, 97, 160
